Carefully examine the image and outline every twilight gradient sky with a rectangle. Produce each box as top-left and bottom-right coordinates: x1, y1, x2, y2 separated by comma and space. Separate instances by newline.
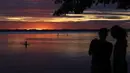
0, 0, 129, 29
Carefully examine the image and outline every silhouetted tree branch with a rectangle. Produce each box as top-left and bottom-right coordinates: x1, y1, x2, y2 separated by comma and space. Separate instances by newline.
53, 0, 130, 16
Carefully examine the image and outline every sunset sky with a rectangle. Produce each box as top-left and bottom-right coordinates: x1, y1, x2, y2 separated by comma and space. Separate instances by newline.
0, 0, 129, 29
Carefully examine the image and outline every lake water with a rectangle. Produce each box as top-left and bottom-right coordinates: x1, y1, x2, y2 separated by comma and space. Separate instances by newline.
0, 32, 130, 73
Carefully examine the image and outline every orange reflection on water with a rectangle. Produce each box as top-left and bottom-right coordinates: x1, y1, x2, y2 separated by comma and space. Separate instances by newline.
7, 33, 97, 54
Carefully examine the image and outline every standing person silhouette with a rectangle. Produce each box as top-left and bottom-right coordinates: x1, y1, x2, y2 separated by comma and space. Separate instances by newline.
89, 28, 113, 73
23, 40, 29, 48
110, 25, 128, 73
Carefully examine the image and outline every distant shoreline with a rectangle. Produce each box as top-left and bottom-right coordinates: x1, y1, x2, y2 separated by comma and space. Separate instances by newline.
0, 29, 98, 32
0, 29, 99, 34
0, 29, 129, 34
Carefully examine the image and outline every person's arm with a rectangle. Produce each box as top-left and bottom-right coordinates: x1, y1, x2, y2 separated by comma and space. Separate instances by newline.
88, 39, 97, 56
110, 43, 113, 57
88, 42, 93, 55
108, 42, 113, 59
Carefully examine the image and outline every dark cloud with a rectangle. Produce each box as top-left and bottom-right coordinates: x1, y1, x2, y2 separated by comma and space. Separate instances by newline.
0, 0, 55, 9
0, 0, 118, 10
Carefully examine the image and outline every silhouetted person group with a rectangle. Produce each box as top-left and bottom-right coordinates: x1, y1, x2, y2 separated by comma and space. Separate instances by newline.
89, 25, 128, 73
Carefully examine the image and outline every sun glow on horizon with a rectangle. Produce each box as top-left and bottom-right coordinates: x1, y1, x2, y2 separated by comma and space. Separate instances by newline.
23, 26, 55, 30
0, 11, 129, 29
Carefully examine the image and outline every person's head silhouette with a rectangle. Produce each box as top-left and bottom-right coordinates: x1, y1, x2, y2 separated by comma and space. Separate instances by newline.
98, 28, 108, 40
111, 25, 127, 39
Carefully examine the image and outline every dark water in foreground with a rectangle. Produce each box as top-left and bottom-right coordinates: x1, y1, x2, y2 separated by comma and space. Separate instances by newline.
0, 32, 130, 73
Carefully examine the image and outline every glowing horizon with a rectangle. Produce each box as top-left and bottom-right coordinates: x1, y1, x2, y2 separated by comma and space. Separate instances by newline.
0, 10, 129, 29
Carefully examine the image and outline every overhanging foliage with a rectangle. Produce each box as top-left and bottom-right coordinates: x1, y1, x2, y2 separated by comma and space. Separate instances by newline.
53, 0, 130, 16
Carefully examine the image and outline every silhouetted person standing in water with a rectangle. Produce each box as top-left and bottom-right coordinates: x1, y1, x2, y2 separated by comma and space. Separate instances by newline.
89, 28, 113, 73
111, 25, 128, 73
24, 40, 29, 48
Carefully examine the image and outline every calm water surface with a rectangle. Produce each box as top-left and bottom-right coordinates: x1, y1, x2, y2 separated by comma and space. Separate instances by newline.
0, 32, 130, 73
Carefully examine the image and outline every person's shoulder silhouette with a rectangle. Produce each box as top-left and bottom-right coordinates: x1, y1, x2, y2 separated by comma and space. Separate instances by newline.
110, 25, 128, 73
111, 25, 128, 54
89, 28, 112, 56
89, 28, 113, 73
89, 38, 99, 55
